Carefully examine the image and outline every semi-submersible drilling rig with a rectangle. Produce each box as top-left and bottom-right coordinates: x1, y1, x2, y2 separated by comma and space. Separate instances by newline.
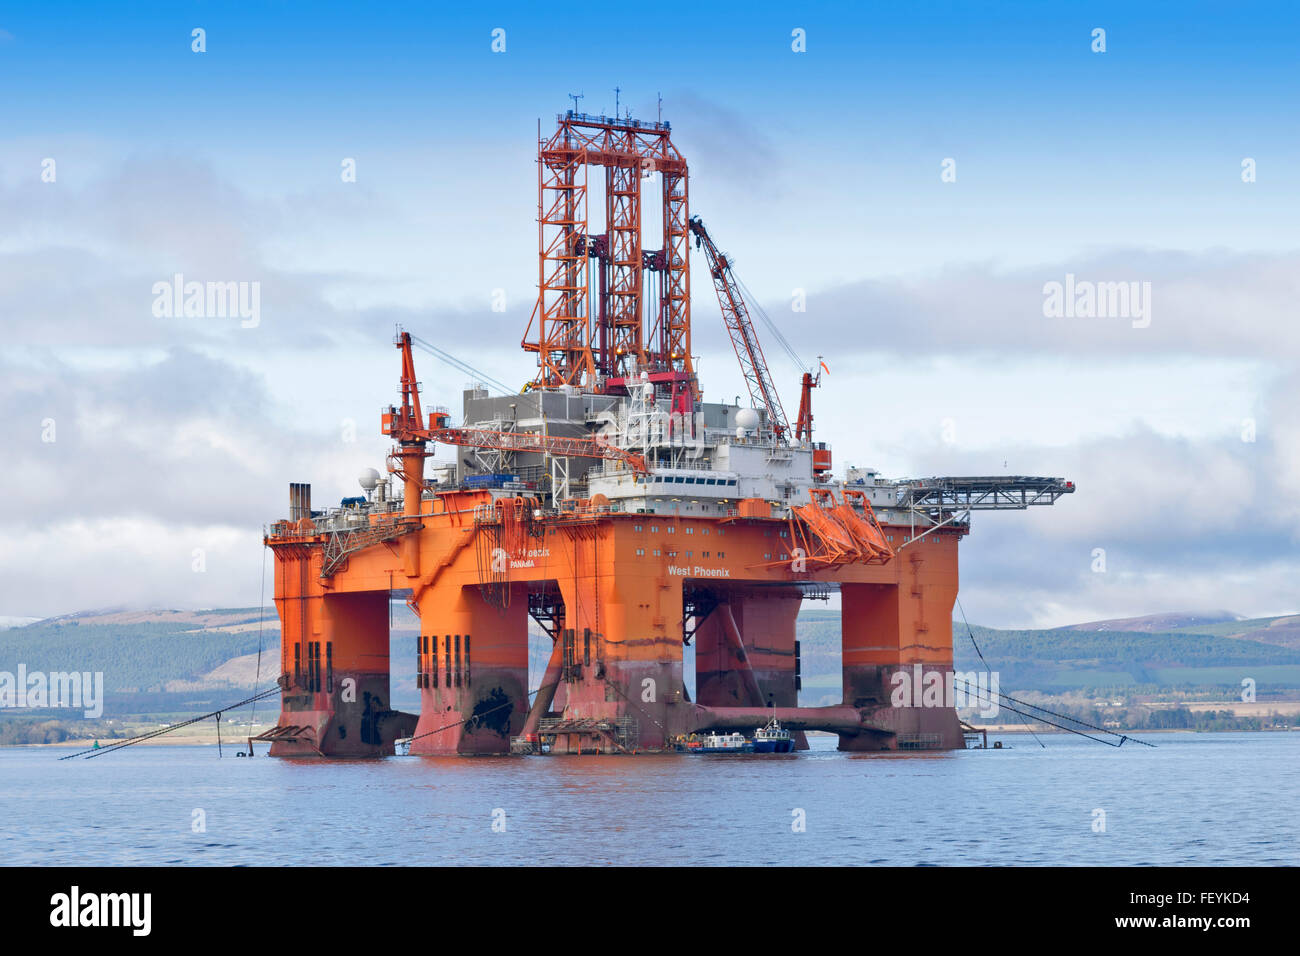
260, 106, 1074, 757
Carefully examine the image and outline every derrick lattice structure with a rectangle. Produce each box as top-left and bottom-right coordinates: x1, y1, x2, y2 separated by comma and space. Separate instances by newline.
524, 111, 694, 402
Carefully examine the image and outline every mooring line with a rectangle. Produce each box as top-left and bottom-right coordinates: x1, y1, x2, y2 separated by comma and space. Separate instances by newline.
952, 677, 1154, 748
957, 596, 1045, 748
58, 686, 282, 760
248, 544, 269, 746
400, 682, 554, 745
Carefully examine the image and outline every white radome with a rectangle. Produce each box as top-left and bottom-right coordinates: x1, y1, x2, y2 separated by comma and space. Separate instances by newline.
735, 408, 760, 431
359, 468, 381, 491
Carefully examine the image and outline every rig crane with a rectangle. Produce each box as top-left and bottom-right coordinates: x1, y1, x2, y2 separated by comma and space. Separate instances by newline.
689, 215, 792, 443
795, 358, 828, 443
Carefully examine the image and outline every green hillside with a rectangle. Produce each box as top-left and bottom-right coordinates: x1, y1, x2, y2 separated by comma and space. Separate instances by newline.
2, 606, 1297, 726
951, 623, 1300, 696
1, 616, 274, 693
792, 612, 1300, 699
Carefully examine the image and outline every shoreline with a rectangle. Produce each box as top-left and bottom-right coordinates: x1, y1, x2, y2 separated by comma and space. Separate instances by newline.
15, 724, 1300, 748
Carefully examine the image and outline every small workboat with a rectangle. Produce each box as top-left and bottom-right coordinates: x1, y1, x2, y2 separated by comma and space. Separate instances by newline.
393, 737, 413, 756
695, 731, 754, 754
675, 731, 754, 753
752, 717, 794, 754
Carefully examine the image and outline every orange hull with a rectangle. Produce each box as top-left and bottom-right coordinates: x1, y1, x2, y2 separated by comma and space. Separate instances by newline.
265, 493, 966, 755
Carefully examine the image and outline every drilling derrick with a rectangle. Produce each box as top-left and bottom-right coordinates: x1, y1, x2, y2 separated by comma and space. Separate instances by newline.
524, 109, 694, 411
261, 102, 1076, 759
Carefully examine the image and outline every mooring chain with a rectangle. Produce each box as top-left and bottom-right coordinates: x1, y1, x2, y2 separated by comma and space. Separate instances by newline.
951, 678, 1154, 748
60, 686, 282, 760
401, 682, 554, 745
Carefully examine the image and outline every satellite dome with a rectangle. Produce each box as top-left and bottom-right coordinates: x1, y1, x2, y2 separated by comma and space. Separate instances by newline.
359, 468, 381, 491
735, 408, 760, 431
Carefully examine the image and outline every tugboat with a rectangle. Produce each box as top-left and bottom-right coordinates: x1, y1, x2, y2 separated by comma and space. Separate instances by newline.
752, 716, 795, 754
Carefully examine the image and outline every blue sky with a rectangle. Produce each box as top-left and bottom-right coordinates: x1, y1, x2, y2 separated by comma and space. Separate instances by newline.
8, 1, 1298, 279
2, 1, 1298, 624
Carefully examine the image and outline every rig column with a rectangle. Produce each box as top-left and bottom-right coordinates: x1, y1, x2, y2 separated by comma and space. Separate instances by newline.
840, 540, 963, 750
409, 582, 529, 755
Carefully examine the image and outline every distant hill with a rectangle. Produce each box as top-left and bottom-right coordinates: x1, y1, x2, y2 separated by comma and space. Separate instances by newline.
1052, 611, 1300, 651
1060, 611, 1241, 632
794, 609, 1300, 701
0, 605, 430, 716
3, 605, 1298, 718
0, 616, 42, 630
0, 608, 283, 715
949, 623, 1300, 696
1162, 614, 1300, 651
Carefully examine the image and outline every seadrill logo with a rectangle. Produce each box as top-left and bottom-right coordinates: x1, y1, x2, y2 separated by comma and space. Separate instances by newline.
50, 886, 151, 936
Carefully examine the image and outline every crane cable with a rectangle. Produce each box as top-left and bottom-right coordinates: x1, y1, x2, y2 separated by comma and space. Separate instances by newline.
735, 275, 807, 373
409, 333, 515, 397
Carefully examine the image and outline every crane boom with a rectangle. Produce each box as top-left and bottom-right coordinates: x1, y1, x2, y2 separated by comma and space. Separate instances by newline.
688, 216, 791, 442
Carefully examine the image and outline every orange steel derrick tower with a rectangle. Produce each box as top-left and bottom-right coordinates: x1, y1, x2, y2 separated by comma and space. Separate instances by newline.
260, 103, 1076, 759
523, 107, 695, 417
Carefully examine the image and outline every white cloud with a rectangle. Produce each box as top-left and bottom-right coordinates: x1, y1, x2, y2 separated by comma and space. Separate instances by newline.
0, 518, 261, 617
2, 154, 1295, 626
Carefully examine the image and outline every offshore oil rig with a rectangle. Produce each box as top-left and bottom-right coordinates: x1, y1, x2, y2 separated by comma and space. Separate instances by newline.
260, 105, 1074, 757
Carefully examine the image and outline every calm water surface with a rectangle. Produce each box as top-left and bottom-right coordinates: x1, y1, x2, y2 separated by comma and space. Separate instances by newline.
3, 732, 1296, 865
